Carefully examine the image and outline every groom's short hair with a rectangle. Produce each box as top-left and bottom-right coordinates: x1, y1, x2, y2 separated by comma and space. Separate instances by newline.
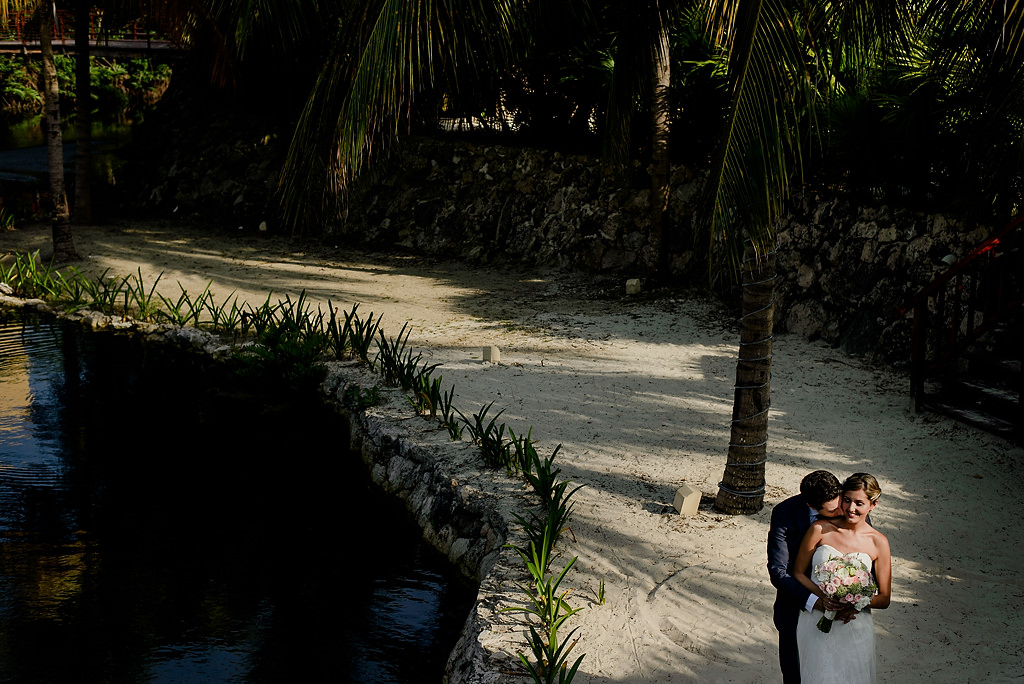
800, 470, 842, 509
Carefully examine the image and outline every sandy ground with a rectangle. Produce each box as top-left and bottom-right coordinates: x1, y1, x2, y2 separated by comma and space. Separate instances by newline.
4, 221, 1023, 683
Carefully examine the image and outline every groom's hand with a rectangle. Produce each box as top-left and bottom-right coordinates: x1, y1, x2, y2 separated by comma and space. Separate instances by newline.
816, 597, 843, 613
836, 606, 858, 624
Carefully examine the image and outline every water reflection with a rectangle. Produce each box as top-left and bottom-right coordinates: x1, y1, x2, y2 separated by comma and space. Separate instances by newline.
0, 118, 133, 213
0, 315, 476, 683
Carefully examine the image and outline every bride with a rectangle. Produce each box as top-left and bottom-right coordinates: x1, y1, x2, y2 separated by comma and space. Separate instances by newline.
794, 473, 892, 683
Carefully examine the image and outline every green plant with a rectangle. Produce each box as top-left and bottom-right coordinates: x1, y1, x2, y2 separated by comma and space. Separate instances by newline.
597, 578, 605, 605
438, 384, 463, 440
90, 58, 130, 112
504, 538, 584, 684
348, 306, 382, 363
409, 372, 444, 417
125, 58, 172, 92
375, 322, 439, 389
508, 427, 537, 476
0, 207, 15, 230
158, 281, 212, 326
0, 57, 42, 110
512, 439, 583, 559
239, 293, 282, 337
276, 291, 326, 337
231, 331, 328, 392
519, 624, 584, 684
459, 400, 500, 443
203, 290, 244, 333
522, 443, 565, 509
458, 401, 510, 469
325, 302, 354, 359
123, 268, 163, 321
60, 267, 92, 310
0, 251, 75, 300
86, 270, 132, 315
342, 383, 380, 410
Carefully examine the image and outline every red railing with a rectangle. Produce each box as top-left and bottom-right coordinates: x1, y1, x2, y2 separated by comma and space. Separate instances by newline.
1, 10, 159, 46
901, 215, 1023, 415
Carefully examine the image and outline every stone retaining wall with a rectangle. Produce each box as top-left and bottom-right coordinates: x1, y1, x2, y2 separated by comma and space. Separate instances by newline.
322, 363, 530, 683
774, 194, 991, 362
341, 138, 994, 365
135, 130, 994, 366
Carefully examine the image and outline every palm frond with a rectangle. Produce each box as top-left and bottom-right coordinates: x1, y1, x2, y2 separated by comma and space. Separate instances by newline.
700, 0, 811, 279
279, 0, 521, 232
0, 0, 33, 24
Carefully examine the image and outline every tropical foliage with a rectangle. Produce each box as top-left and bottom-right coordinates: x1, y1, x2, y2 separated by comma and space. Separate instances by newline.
127, 0, 1024, 515
0, 54, 170, 119
7, 0, 1023, 513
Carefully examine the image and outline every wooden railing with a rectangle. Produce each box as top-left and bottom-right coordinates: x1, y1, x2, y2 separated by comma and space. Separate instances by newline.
901, 215, 1023, 415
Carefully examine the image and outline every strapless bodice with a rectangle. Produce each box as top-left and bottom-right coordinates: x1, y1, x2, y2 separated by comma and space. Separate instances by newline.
814, 543, 872, 568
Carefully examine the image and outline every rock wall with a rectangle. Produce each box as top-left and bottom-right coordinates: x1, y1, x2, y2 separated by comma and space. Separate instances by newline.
132, 129, 994, 366
774, 194, 991, 362
341, 138, 994, 365
344, 137, 703, 275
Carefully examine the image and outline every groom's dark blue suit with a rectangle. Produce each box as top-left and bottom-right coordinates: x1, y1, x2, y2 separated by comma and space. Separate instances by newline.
768, 494, 815, 684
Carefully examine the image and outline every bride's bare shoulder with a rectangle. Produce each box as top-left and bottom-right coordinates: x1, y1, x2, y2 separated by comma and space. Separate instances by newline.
813, 518, 842, 533
866, 526, 891, 550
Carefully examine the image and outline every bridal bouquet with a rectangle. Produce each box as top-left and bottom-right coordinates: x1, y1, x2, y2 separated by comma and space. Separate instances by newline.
811, 554, 878, 633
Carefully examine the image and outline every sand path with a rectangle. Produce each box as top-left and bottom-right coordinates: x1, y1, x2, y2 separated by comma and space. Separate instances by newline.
4, 221, 1022, 683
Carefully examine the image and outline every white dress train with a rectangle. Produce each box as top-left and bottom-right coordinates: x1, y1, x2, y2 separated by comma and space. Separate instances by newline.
797, 544, 877, 683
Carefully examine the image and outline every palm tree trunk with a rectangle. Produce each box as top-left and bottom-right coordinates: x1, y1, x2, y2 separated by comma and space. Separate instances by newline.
649, 20, 671, 274
39, 2, 78, 262
715, 240, 776, 514
73, 0, 92, 223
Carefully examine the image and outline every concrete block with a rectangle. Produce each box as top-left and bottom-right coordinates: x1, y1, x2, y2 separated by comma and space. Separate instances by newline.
482, 346, 500, 363
626, 278, 642, 295
673, 484, 701, 516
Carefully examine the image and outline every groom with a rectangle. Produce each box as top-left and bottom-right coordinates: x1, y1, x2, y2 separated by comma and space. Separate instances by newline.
767, 470, 843, 684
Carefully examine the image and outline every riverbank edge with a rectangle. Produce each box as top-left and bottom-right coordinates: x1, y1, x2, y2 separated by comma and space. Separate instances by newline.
0, 295, 534, 684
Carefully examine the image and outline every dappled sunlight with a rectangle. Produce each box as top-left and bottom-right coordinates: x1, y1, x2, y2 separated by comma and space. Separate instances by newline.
558, 486, 780, 681
5, 222, 1022, 681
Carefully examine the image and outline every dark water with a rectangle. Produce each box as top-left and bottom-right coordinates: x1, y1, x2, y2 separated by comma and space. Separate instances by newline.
0, 314, 476, 683
0, 118, 132, 217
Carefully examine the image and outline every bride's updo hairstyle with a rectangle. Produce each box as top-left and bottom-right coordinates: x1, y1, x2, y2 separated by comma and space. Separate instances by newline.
843, 473, 881, 503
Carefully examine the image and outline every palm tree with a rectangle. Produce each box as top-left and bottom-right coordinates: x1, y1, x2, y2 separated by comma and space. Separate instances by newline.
255, 0, 1019, 514
704, 0, 1024, 509
270, 0, 897, 515
700, 0, 812, 514
72, 0, 92, 224
883, 2, 1024, 218
3, 0, 235, 251
37, 1, 79, 261
601, 1, 683, 272
0, 2, 78, 259
704, 1, 925, 513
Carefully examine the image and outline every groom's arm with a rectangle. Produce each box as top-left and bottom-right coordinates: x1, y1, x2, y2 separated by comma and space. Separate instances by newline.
767, 505, 814, 610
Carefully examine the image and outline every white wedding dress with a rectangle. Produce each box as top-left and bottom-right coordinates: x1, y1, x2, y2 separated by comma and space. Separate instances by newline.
797, 544, 877, 683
